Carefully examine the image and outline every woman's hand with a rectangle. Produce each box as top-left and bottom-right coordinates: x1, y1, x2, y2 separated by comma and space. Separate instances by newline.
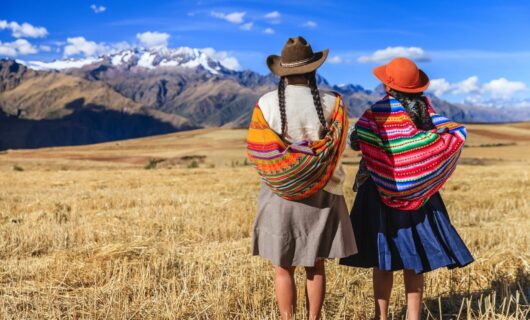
347, 125, 361, 151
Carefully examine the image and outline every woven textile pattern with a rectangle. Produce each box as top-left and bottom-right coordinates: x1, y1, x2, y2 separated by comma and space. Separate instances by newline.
247, 95, 348, 200
356, 95, 466, 210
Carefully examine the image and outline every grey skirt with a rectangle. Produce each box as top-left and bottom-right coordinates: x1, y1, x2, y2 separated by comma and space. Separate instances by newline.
252, 183, 357, 267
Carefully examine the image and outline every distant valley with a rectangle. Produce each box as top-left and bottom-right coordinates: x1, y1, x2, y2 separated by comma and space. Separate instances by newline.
1, 47, 527, 150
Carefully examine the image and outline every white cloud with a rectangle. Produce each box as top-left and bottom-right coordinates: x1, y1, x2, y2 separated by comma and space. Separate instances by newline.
264, 11, 280, 19
39, 45, 52, 52
483, 78, 526, 99
64, 37, 105, 57
202, 48, 241, 70
210, 11, 246, 24
14, 39, 38, 55
429, 78, 451, 97
63, 37, 130, 57
264, 11, 281, 24
240, 22, 253, 31
429, 76, 527, 103
0, 39, 38, 57
263, 28, 274, 34
90, 4, 107, 13
328, 56, 343, 64
0, 42, 17, 56
0, 20, 48, 38
302, 20, 317, 28
136, 31, 170, 48
453, 76, 480, 94
464, 96, 530, 109
358, 46, 430, 63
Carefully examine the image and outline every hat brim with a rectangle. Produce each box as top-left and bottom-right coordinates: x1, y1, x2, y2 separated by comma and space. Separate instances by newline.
267, 49, 329, 76
373, 64, 430, 93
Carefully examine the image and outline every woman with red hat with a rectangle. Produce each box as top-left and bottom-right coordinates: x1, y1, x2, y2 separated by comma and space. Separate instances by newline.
340, 57, 474, 320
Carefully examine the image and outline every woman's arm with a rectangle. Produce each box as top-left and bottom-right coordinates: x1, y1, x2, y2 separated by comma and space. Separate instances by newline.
346, 124, 361, 151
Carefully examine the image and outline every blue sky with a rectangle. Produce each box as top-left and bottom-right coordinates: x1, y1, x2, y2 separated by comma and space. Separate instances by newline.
2, 0, 530, 106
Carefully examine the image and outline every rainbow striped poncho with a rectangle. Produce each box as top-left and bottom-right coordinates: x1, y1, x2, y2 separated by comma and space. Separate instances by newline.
247, 95, 348, 201
356, 96, 466, 210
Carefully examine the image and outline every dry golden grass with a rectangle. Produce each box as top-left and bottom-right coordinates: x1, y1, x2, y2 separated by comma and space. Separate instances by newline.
0, 123, 529, 319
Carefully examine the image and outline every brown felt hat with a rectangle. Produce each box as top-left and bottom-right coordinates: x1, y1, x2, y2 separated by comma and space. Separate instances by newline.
267, 36, 329, 76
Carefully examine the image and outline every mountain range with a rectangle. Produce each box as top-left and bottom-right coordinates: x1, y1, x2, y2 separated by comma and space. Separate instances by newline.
1, 46, 527, 150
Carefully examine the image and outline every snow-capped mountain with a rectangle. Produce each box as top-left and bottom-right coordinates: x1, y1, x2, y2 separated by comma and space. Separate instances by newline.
20, 46, 240, 75
2, 51, 528, 150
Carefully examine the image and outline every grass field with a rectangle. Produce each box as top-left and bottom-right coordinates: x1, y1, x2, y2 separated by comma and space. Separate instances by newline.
0, 123, 529, 319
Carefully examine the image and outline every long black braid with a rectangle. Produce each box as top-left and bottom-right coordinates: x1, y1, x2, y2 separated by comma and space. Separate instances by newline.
278, 76, 287, 136
277, 72, 328, 139
388, 89, 434, 130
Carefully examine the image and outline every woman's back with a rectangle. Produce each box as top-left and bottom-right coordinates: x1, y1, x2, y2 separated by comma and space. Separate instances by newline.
257, 85, 345, 195
258, 85, 338, 142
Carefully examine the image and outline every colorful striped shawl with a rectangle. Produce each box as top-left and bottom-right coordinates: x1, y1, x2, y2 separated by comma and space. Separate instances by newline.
356, 95, 466, 210
247, 94, 348, 200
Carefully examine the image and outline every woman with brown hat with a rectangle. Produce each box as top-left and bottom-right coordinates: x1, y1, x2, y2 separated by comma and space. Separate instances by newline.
340, 57, 474, 320
246, 36, 357, 319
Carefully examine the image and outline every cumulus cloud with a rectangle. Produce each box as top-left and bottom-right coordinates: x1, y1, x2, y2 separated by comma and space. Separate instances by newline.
264, 11, 280, 19
430, 76, 481, 97
240, 22, 253, 31
202, 48, 241, 70
429, 78, 451, 97
0, 20, 48, 38
90, 4, 107, 13
63, 37, 130, 57
453, 76, 480, 94
263, 28, 275, 35
136, 31, 170, 48
358, 46, 430, 63
210, 11, 246, 24
328, 56, 344, 64
483, 78, 526, 99
429, 76, 527, 102
302, 20, 317, 28
64, 37, 105, 56
0, 39, 38, 56
0, 44, 17, 57
264, 11, 281, 24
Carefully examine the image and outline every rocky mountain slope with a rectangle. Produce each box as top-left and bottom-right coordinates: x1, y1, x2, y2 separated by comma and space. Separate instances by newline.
0, 59, 196, 149
1, 46, 526, 150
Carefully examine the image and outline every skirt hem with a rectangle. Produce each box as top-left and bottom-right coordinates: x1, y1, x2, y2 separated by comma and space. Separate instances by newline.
339, 257, 474, 274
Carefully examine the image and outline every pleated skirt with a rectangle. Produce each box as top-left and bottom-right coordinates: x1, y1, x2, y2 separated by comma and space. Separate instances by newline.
340, 178, 474, 274
252, 183, 358, 267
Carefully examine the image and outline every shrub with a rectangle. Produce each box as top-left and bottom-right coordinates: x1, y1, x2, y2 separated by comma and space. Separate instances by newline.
188, 160, 199, 168
145, 158, 164, 170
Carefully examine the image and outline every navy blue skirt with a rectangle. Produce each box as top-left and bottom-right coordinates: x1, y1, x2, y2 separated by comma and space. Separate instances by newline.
339, 178, 473, 274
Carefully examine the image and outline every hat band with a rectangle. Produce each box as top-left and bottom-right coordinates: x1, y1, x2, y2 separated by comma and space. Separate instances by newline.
280, 55, 317, 68
387, 75, 420, 88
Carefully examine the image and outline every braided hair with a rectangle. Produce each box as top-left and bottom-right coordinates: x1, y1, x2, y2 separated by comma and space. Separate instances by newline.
388, 89, 434, 130
278, 76, 288, 136
277, 71, 328, 138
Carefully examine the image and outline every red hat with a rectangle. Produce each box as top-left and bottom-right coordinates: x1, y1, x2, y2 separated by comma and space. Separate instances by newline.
373, 57, 429, 93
